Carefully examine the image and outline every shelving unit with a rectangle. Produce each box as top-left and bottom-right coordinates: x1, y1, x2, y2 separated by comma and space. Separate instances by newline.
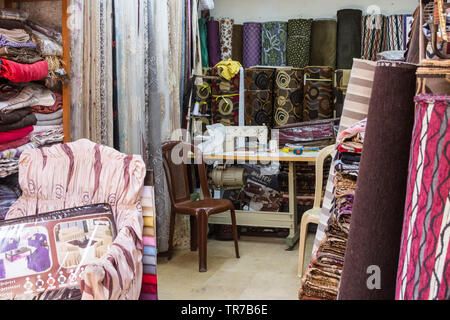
4, 0, 71, 142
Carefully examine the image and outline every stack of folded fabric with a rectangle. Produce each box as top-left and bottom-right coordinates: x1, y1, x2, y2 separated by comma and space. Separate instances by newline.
32, 91, 62, 127
140, 186, 158, 301
300, 119, 366, 300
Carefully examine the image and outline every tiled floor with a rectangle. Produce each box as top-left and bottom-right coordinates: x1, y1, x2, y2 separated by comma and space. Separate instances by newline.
157, 232, 316, 300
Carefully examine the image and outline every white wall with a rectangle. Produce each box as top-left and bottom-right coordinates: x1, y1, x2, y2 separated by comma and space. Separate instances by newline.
211, 0, 417, 23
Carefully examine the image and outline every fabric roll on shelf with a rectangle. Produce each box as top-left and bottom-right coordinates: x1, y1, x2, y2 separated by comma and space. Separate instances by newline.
212, 93, 240, 126
243, 22, 262, 69
244, 67, 274, 91
286, 18, 312, 68
336, 9, 362, 69
219, 18, 234, 61
303, 66, 333, 121
261, 21, 288, 66
273, 67, 304, 126
310, 19, 337, 68
207, 20, 221, 67
199, 18, 209, 68
231, 24, 243, 63
333, 69, 351, 118
312, 59, 377, 254
385, 15, 405, 51
396, 94, 450, 301
244, 90, 273, 127
338, 61, 417, 300
361, 14, 386, 61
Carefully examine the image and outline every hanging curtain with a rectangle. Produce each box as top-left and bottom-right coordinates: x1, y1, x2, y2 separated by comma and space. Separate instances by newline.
69, 0, 114, 146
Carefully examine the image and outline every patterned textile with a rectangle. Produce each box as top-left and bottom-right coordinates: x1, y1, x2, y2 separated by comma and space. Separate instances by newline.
300, 119, 366, 300
212, 93, 240, 126
303, 66, 333, 121
6, 139, 146, 300
312, 59, 377, 254
286, 19, 312, 68
32, 92, 62, 114
0, 83, 55, 113
244, 90, 273, 127
403, 14, 414, 50
219, 18, 234, 61
0, 36, 36, 49
273, 68, 303, 126
261, 21, 287, 66
333, 69, 351, 118
30, 29, 63, 57
361, 15, 386, 61
243, 22, 262, 69
31, 125, 63, 146
396, 95, 450, 300
244, 67, 274, 91
385, 15, 405, 51
26, 20, 63, 45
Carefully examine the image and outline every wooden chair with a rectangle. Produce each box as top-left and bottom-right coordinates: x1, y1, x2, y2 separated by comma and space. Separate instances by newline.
162, 141, 240, 272
297, 145, 335, 278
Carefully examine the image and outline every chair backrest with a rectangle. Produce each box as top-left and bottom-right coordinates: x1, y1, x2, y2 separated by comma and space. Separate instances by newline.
313, 145, 335, 209
161, 141, 211, 207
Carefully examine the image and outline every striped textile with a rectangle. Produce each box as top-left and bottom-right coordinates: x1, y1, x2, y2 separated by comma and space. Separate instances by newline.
403, 14, 414, 50
140, 185, 158, 300
385, 15, 405, 51
396, 94, 450, 300
312, 59, 377, 254
361, 14, 386, 61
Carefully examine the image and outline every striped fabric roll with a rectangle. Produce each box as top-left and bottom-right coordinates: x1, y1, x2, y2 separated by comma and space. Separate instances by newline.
361, 14, 386, 61
312, 59, 377, 254
385, 15, 405, 51
396, 94, 450, 300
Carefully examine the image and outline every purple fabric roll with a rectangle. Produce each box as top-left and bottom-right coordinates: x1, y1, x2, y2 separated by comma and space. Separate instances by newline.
207, 20, 221, 67
243, 22, 262, 69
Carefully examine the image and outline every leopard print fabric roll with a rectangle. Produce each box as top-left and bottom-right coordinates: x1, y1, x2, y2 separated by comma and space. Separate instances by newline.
303, 66, 333, 121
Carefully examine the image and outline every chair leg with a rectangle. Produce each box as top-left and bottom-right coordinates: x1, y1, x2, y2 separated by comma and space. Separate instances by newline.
298, 216, 309, 278
167, 209, 176, 261
230, 209, 240, 259
197, 213, 208, 272
190, 215, 198, 252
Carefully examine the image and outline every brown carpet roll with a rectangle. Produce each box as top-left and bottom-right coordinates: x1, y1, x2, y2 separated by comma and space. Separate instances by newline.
244, 90, 273, 126
310, 19, 337, 68
245, 67, 275, 91
303, 66, 333, 121
338, 61, 417, 300
232, 24, 243, 63
273, 88, 303, 126
275, 68, 303, 89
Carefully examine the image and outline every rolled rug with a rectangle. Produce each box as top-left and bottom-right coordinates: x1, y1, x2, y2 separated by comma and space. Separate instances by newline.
336, 9, 363, 69
287, 19, 313, 68
312, 59, 377, 254
219, 18, 234, 61
273, 87, 304, 126
243, 22, 262, 69
0, 59, 48, 83
261, 21, 288, 66
361, 14, 386, 61
244, 90, 273, 126
333, 69, 351, 118
207, 20, 221, 67
338, 61, 417, 300
244, 67, 275, 91
199, 18, 209, 68
310, 19, 337, 68
303, 66, 334, 121
231, 24, 243, 63
396, 94, 450, 301
385, 15, 405, 51
0, 113, 36, 132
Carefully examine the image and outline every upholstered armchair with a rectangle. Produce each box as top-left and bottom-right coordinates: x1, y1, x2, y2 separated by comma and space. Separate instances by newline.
6, 139, 146, 300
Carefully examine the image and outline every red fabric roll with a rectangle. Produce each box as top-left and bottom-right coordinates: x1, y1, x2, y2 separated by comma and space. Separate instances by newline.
141, 283, 157, 294
0, 135, 30, 152
0, 126, 33, 144
0, 58, 48, 82
142, 274, 157, 285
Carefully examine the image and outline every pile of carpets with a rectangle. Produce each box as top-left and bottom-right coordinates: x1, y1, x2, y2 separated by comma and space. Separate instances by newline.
0, 9, 64, 181
299, 118, 366, 300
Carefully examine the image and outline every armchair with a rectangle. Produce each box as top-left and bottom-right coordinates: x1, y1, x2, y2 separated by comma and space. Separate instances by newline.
6, 139, 146, 300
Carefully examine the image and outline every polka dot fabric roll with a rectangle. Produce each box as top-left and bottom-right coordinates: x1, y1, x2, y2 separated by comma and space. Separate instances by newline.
287, 19, 313, 68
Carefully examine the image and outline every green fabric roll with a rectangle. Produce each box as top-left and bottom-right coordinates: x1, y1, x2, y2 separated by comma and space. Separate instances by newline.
199, 18, 209, 68
261, 21, 287, 66
287, 19, 312, 68
310, 19, 337, 68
